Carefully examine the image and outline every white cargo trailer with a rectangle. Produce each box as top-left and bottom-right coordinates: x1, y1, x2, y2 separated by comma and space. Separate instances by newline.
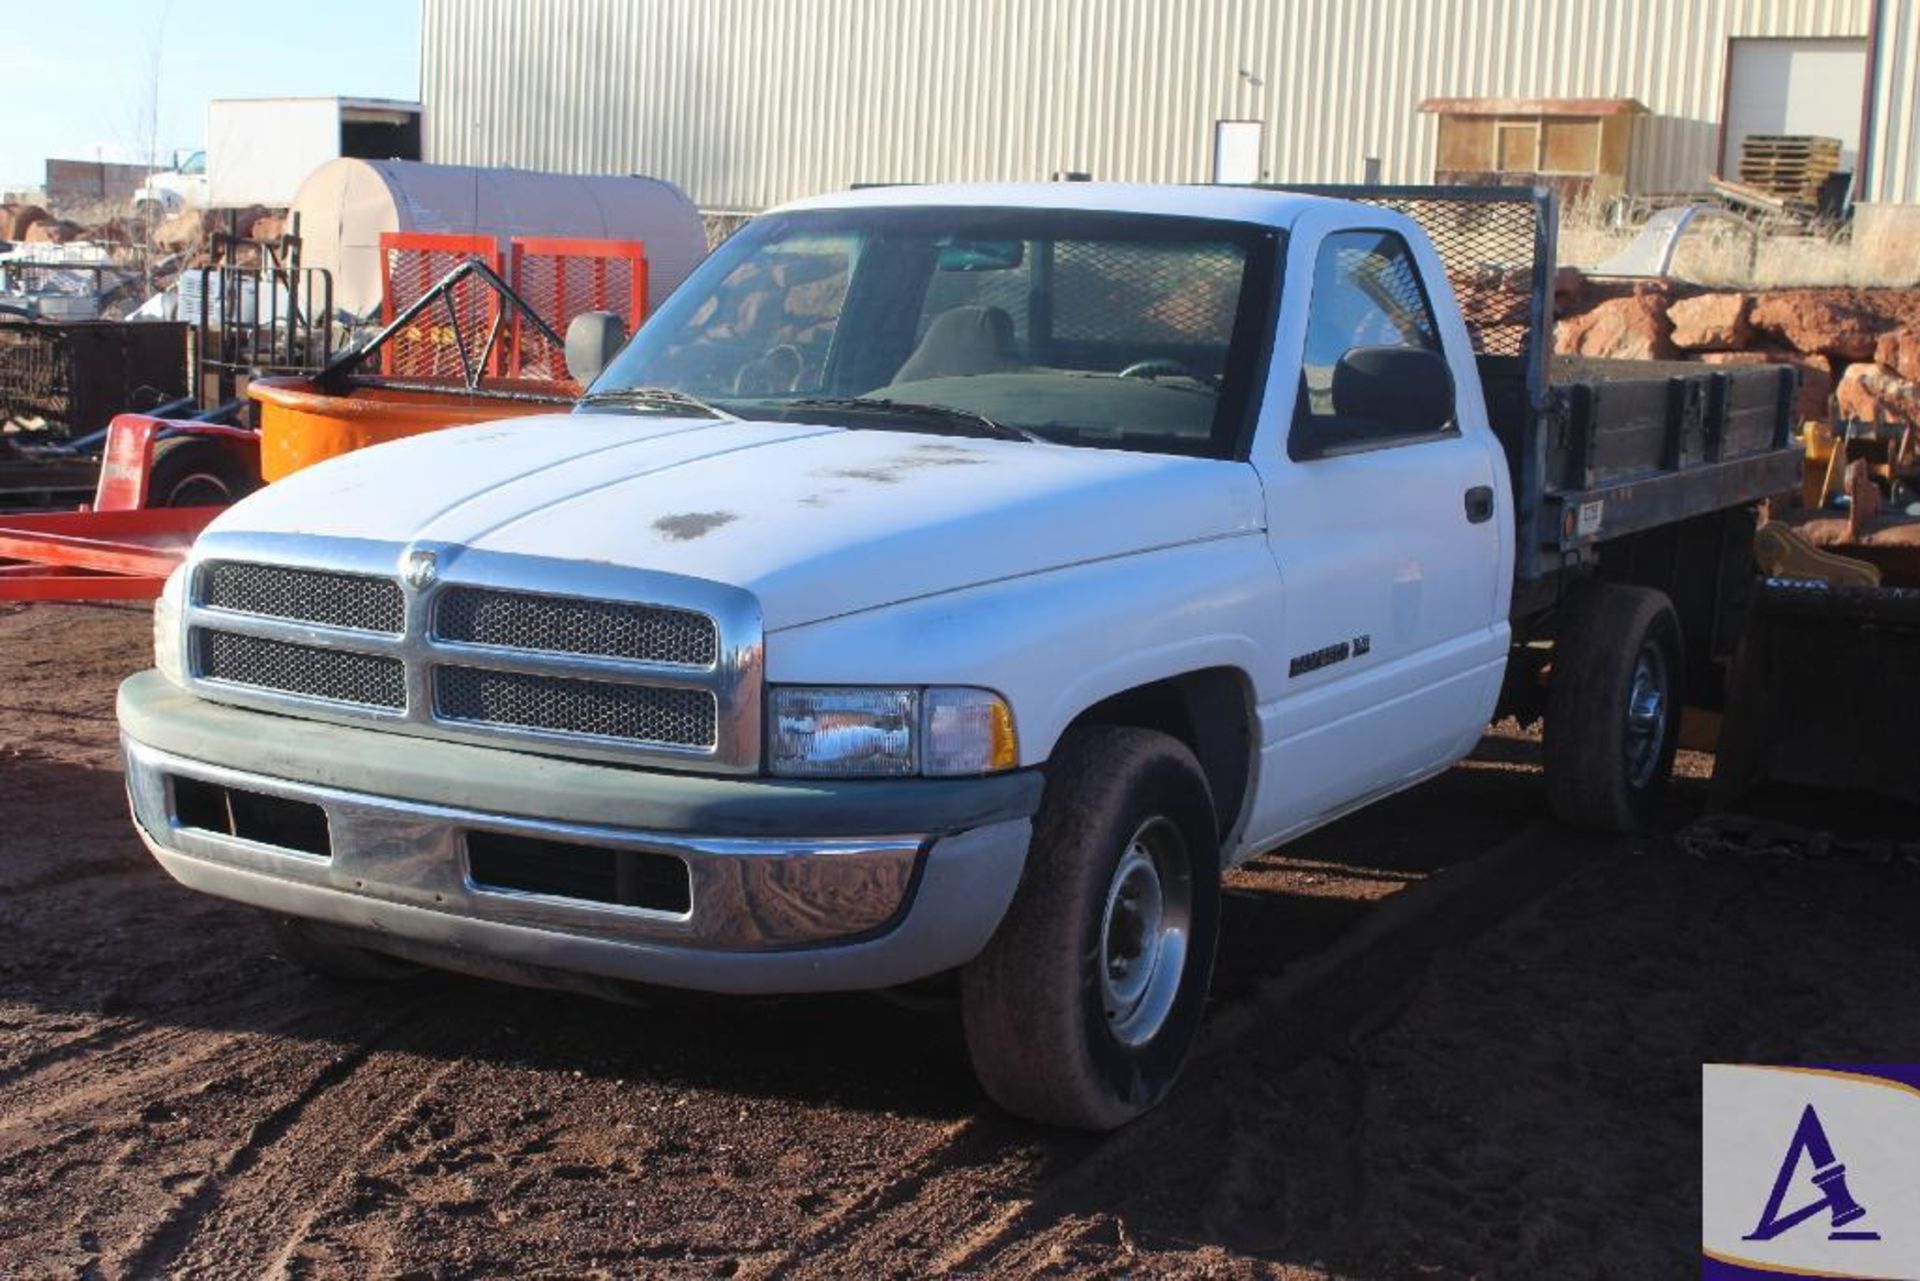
206, 97, 422, 209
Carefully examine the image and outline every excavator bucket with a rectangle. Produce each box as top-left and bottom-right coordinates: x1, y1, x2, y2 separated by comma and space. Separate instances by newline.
1711, 557, 1920, 809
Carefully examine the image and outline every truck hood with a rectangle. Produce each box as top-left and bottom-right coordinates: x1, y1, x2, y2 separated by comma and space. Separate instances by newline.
208, 413, 1265, 629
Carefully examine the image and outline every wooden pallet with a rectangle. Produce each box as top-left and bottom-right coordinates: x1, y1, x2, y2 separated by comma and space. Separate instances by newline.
1737, 135, 1841, 201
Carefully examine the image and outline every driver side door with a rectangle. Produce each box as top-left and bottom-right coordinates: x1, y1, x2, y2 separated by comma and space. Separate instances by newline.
1248, 224, 1510, 842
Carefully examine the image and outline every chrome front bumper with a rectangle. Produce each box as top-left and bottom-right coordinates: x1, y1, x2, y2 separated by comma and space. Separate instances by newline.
121, 732, 1034, 995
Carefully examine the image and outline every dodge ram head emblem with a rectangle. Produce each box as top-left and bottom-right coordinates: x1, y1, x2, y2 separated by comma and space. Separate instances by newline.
402, 549, 438, 591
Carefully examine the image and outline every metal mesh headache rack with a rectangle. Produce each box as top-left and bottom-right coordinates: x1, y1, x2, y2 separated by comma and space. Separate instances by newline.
1261, 184, 1553, 378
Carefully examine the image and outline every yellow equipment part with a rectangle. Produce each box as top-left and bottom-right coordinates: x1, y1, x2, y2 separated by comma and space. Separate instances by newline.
1800, 421, 1914, 509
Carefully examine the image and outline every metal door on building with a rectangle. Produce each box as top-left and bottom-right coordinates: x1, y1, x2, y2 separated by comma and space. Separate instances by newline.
1720, 37, 1868, 177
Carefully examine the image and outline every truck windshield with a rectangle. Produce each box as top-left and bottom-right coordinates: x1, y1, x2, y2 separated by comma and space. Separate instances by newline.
587, 206, 1279, 459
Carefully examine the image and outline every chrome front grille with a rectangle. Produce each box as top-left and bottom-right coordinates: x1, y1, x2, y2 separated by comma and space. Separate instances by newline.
435, 666, 718, 747
434, 586, 717, 666
181, 538, 763, 772
201, 561, 404, 634
196, 630, 407, 709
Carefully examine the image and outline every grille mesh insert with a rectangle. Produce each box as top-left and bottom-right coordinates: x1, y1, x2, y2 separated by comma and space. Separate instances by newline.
195, 629, 405, 709
435, 586, 717, 666
435, 666, 717, 748
201, 561, 404, 634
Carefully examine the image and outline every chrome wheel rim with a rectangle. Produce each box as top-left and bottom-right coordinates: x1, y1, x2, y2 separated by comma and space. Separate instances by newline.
1098, 816, 1192, 1047
1624, 641, 1670, 788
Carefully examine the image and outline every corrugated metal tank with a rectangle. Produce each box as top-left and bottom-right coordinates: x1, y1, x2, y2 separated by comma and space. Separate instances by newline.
289, 158, 707, 316
420, 0, 1891, 208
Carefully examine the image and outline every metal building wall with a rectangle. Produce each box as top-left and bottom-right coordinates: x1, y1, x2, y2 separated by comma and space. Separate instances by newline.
422, 0, 1879, 211
1865, 0, 1919, 204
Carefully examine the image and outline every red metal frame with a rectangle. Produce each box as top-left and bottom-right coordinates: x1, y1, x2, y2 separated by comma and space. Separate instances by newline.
0, 506, 220, 600
507, 237, 648, 379
377, 232, 506, 378
0, 414, 230, 601
91, 414, 255, 512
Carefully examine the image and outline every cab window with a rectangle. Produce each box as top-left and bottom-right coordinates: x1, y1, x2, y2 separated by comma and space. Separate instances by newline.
1291, 230, 1454, 458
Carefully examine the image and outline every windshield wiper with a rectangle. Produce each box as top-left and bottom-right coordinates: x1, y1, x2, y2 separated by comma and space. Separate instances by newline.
786, 396, 1044, 443
576, 385, 738, 420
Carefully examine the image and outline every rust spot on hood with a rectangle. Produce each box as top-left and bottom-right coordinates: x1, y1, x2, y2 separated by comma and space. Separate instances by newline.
818, 446, 991, 485
653, 511, 738, 541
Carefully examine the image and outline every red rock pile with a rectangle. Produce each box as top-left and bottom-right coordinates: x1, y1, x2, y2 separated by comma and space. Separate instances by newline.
0, 203, 52, 241
1554, 274, 1920, 429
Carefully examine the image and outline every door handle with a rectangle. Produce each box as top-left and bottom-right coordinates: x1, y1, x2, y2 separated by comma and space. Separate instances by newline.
1464, 485, 1494, 523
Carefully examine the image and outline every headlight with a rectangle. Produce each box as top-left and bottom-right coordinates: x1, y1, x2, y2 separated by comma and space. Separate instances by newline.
153, 565, 188, 685
770, 687, 918, 777
768, 685, 1018, 778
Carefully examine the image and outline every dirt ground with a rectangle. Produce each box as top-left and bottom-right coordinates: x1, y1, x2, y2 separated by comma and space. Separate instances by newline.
3, 599, 1918, 1279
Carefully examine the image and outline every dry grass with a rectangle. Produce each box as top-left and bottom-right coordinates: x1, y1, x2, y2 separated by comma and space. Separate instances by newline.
1556, 196, 1920, 289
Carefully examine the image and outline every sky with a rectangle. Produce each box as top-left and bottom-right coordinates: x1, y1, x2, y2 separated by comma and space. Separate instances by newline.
1, 0, 422, 192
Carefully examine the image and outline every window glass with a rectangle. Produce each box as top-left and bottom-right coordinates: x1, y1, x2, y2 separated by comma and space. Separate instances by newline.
641, 233, 857, 397
596, 207, 1278, 459
1050, 241, 1246, 348
916, 252, 1031, 350
1296, 230, 1446, 441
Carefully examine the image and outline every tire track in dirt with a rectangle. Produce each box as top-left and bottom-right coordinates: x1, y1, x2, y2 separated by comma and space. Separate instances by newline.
0, 1011, 342, 1163
0, 954, 385, 1117
743, 1116, 1050, 1280
105, 992, 474, 1279
0, 1018, 146, 1094
0, 858, 145, 897
255, 1048, 475, 1280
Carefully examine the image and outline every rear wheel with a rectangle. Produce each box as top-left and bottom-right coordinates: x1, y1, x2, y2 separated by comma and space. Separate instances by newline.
1543, 582, 1685, 833
269, 917, 417, 983
147, 436, 259, 508
961, 726, 1221, 1130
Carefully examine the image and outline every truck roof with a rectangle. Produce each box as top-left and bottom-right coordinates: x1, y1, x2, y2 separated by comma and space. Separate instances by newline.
773, 181, 1331, 230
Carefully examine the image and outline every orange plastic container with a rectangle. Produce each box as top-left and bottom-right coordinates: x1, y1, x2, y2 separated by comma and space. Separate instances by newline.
248, 377, 570, 482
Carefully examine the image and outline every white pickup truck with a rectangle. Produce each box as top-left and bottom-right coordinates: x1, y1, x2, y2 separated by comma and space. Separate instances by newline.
118, 182, 1799, 1128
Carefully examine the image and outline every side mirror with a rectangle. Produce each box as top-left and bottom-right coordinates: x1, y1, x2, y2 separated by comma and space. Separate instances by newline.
565, 311, 628, 386
1329, 346, 1455, 437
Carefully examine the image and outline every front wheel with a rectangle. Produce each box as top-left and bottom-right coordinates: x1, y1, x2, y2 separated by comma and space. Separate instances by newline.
961, 726, 1221, 1130
1543, 582, 1685, 833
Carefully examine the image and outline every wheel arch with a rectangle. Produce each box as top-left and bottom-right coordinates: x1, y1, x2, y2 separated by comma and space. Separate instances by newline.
1057, 666, 1256, 853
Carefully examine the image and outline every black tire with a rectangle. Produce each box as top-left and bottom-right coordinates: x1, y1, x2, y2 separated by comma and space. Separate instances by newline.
147, 436, 260, 508
269, 917, 417, 983
1543, 582, 1685, 834
961, 725, 1221, 1130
